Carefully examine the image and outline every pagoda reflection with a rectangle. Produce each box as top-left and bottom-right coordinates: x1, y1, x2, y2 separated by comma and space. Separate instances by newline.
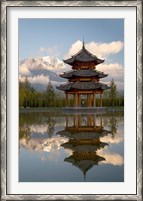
57, 112, 111, 181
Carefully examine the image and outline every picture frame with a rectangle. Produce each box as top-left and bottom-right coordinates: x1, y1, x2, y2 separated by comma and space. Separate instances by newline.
1, 0, 142, 200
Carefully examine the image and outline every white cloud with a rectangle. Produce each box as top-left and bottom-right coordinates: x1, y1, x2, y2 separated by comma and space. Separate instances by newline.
19, 73, 66, 89
97, 63, 124, 90
98, 63, 124, 77
64, 40, 82, 59
19, 75, 26, 82
40, 47, 47, 52
29, 75, 50, 85
40, 46, 60, 58
100, 135, 123, 144
98, 151, 124, 166
19, 64, 31, 76
86, 41, 124, 59
64, 40, 124, 59
19, 75, 50, 85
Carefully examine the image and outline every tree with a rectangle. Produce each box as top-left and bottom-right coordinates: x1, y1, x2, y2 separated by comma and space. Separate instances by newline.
45, 82, 55, 107
109, 79, 117, 107
19, 77, 36, 108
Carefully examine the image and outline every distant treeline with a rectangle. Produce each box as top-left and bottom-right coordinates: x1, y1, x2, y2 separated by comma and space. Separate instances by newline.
19, 78, 124, 108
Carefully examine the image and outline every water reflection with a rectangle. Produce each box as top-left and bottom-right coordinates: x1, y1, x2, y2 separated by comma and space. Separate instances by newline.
19, 110, 124, 182
57, 113, 112, 180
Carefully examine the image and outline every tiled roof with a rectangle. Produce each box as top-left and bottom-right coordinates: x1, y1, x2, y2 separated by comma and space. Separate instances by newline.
63, 45, 104, 65
60, 69, 108, 79
64, 154, 105, 173
56, 81, 110, 91
61, 142, 107, 152
57, 129, 111, 139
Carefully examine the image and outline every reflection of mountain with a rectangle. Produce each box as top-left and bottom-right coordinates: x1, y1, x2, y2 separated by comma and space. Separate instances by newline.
19, 111, 124, 170
57, 113, 111, 180
19, 115, 67, 152
20, 136, 67, 152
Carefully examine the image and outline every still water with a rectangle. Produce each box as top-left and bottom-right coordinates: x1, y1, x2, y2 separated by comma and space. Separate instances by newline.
19, 109, 124, 182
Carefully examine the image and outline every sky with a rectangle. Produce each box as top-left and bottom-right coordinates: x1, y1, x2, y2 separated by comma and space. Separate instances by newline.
19, 19, 124, 90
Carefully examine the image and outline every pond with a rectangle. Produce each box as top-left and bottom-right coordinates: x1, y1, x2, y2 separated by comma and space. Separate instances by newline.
19, 109, 124, 182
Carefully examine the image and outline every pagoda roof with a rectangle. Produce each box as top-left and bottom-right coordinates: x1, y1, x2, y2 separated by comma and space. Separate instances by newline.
64, 44, 104, 65
60, 69, 108, 79
65, 154, 105, 174
61, 142, 108, 152
57, 81, 110, 91
57, 129, 111, 139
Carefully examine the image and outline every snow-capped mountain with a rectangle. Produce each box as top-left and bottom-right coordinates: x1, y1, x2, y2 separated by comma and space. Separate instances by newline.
19, 56, 70, 91
20, 56, 66, 72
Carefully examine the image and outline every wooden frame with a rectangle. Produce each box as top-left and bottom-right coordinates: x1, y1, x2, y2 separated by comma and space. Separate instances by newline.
1, 0, 142, 200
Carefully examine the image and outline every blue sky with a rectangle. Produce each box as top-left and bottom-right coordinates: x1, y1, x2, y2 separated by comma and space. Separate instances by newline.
19, 19, 124, 62
19, 19, 124, 90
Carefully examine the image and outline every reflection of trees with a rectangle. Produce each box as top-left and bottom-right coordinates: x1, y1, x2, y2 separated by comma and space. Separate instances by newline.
19, 112, 64, 127
19, 112, 57, 143
108, 116, 118, 139
102, 110, 124, 139
47, 117, 55, 138
19, 125, 30, 144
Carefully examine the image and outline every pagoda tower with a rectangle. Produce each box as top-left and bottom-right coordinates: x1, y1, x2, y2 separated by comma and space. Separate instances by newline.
57, 41, 110, 107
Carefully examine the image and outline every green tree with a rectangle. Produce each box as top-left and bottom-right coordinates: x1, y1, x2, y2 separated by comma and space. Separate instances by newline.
19, 77, 36, 108
109, 79, 117, 107
45, 82, 55, 107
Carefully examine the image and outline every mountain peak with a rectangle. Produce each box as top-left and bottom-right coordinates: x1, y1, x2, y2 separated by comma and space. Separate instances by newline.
19, 55, 68, 91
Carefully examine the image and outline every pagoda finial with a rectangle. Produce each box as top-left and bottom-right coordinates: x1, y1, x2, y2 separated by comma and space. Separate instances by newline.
83, 170, 87, 182
82, 37, 85, 49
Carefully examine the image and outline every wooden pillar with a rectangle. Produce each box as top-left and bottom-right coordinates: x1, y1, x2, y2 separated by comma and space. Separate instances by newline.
93, 93, 96, 107
89, 114, 92, 126
66, 114, 69, 127
74, 114, 76, 127
74, 94, 75, 107
73, 94, 75, 107
78, 114, 81, 127
93, 114, 96, 128
87, 94, 89, 107
87, 94, 92, 107
87, 114, 90, 126
75, 114, 78, 128
100, 113, 103, 127
78, 94, 81, 107
74, 93, 78, 107
66, 93, 69, 107
87, 114, 92, 126
89, 94, 92, 107
76, 93, 78, 107
100, 93, 103, 107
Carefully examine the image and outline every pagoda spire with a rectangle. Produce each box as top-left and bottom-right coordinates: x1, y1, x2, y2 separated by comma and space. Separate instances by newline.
82, 37, 85, 49
83, 170, 87, 182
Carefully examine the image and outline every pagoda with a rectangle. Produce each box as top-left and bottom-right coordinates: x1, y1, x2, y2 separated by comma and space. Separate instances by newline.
57, 41, 110, 107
